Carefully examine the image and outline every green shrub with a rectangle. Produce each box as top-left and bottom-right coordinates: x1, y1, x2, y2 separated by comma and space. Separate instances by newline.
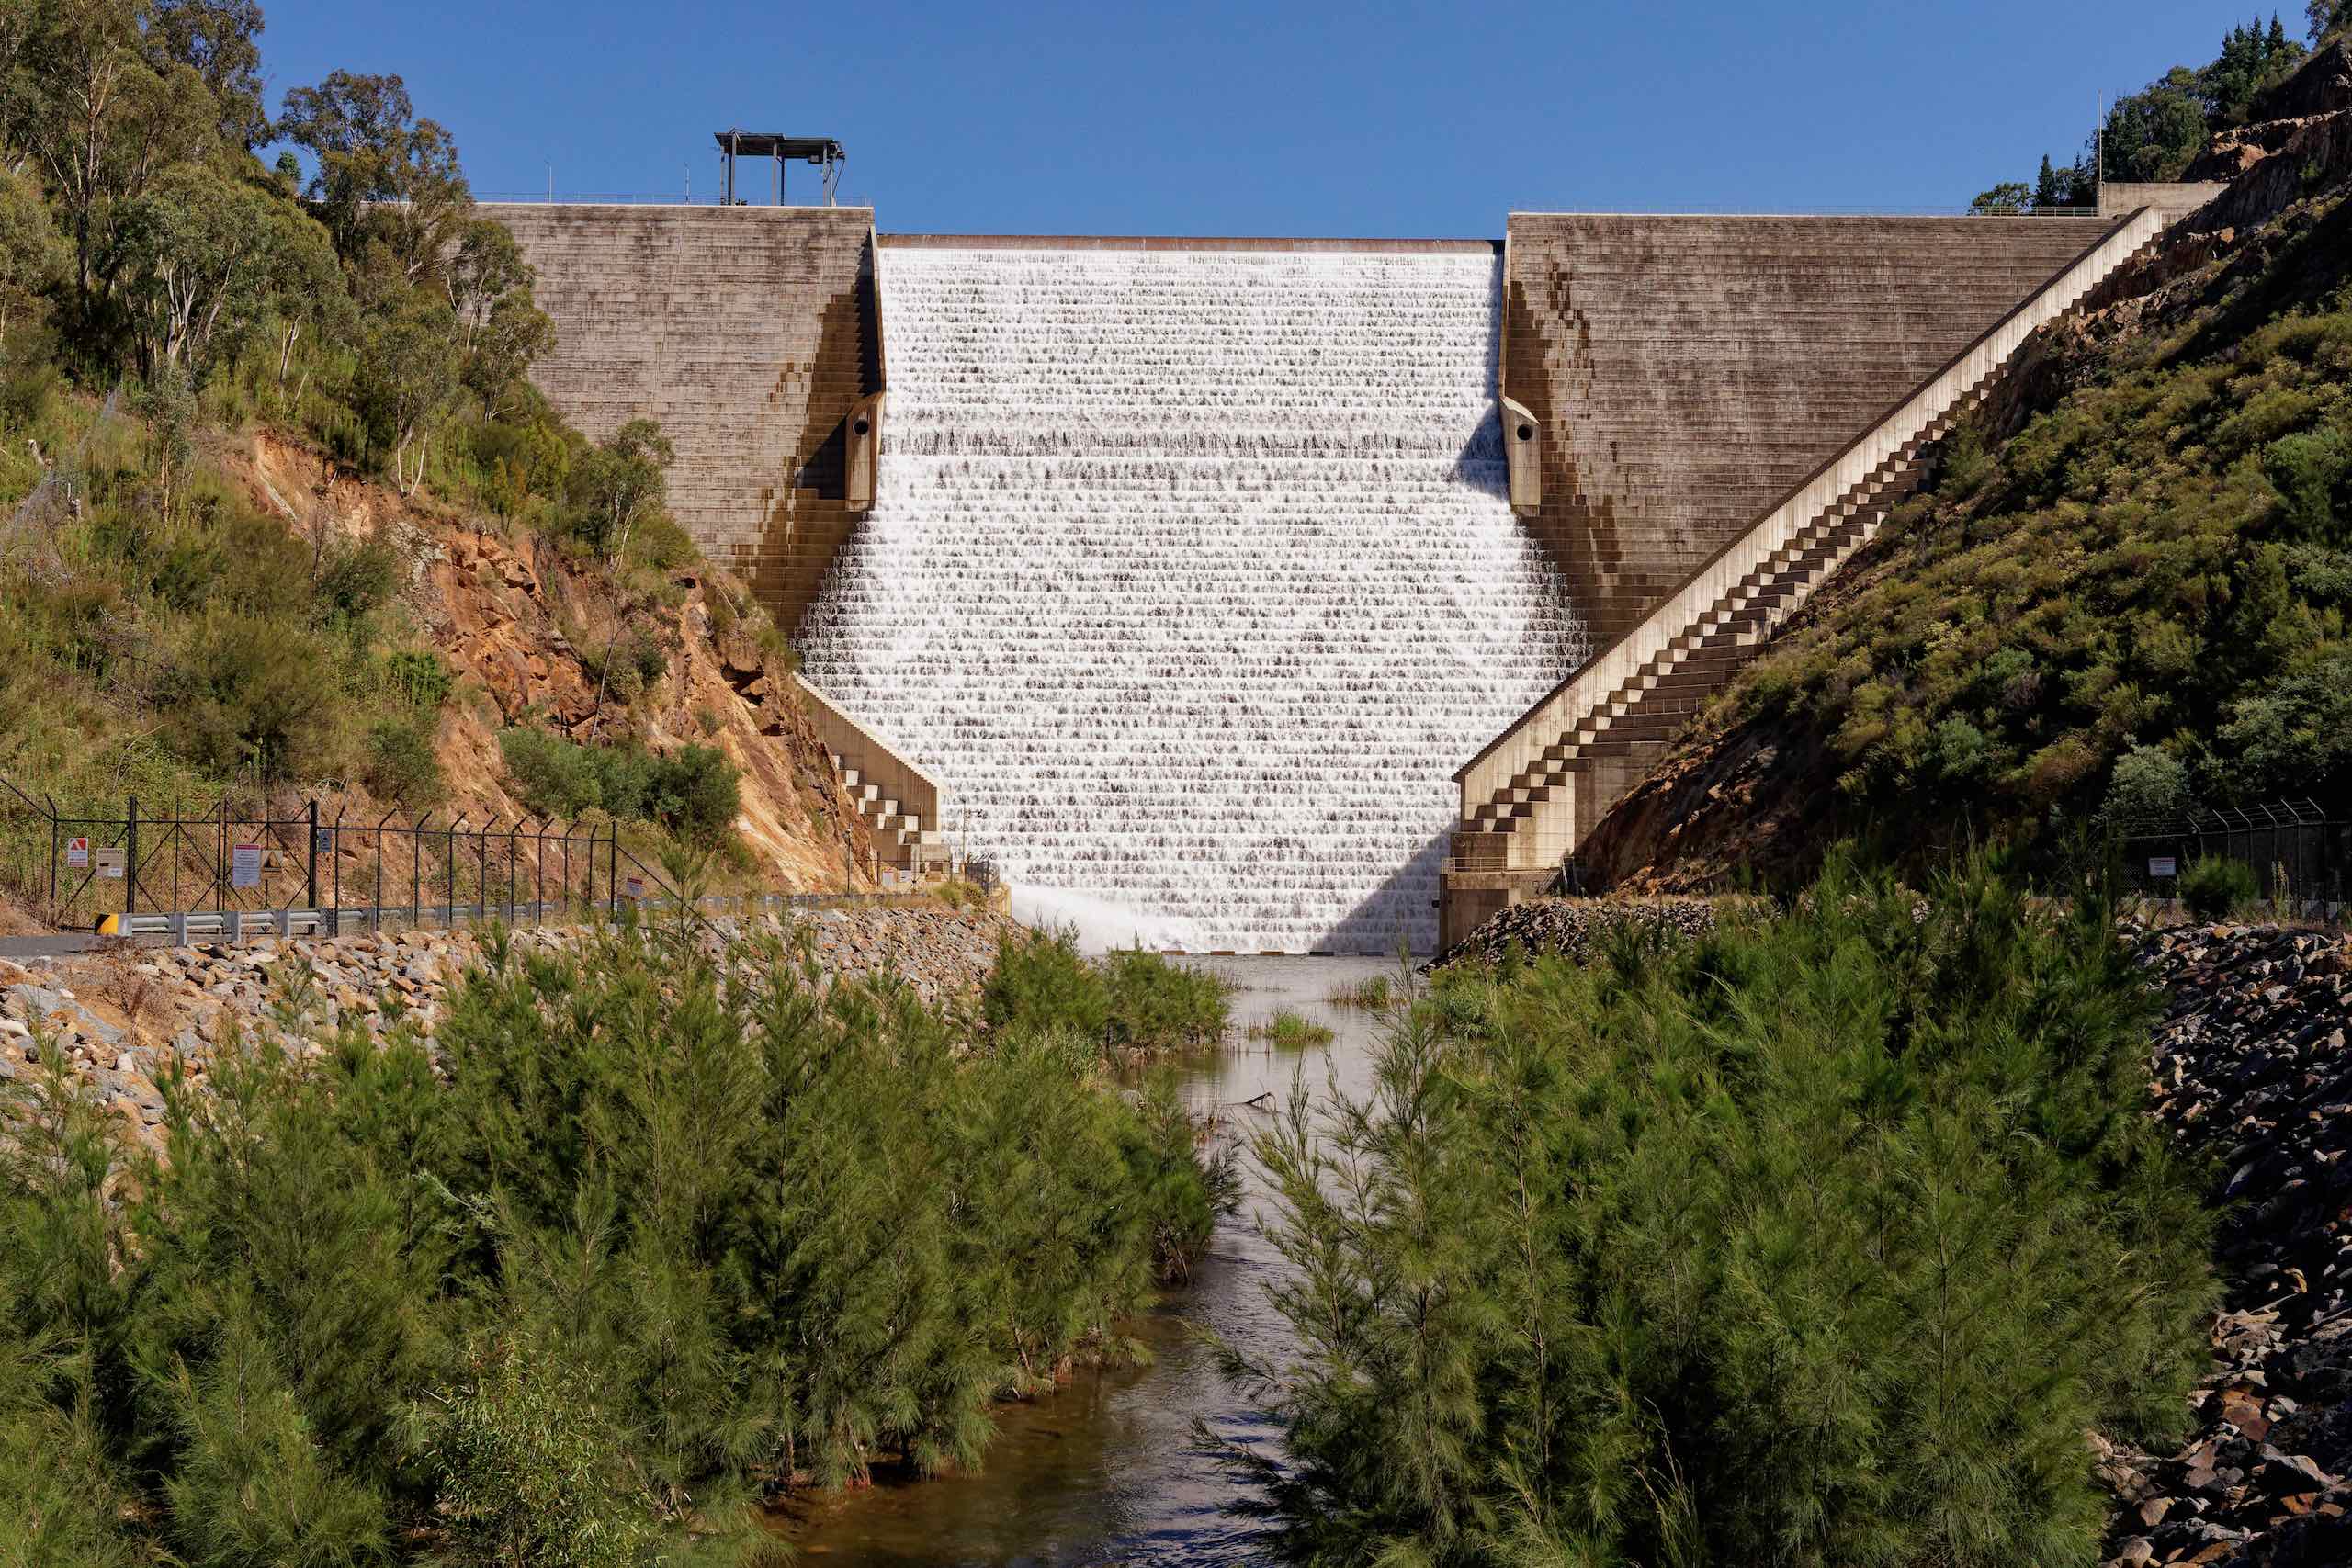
498, 728, 739, 843
497, 726, 604, 818
2264, 424, 2351, 545
2102, 743, 2192, 823
0, 918, 1219, 1558
385, 649, 454, 710
983, 931, 1229, 1053
645, 741, 738, 845
158, 610, 343, 780
1244, 1008, 1333, 1048
1233, 852, 2213, 1567
424, 1337, 651, 1568
362, 715, 443, 806
627, 512, 695, 571
984, 927, 1111, 1041
2180, 855, 2260, 921
1102, 946, 1229, 1049
311, 536, 401, 623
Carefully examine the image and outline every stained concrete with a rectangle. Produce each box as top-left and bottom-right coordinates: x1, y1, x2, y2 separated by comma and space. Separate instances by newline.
1502, 213, 2114, 646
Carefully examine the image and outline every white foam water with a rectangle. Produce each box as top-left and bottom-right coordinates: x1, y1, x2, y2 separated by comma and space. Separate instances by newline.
795, 245, 1584, 952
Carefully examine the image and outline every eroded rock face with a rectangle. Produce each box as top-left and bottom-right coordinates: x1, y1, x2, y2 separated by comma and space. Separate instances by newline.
2100, 920, 2352, 1568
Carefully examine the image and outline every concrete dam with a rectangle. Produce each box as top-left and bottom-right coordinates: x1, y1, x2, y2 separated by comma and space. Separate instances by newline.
489, 200, 2178, 950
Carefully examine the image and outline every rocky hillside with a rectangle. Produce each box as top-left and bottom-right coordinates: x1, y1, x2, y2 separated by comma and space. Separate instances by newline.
1574, 43, 2352, 894
0, 422, 888, 934
235, 432, 881, 887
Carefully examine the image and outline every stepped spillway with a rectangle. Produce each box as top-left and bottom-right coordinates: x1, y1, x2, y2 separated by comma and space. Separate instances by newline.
795, 243, 1585, 952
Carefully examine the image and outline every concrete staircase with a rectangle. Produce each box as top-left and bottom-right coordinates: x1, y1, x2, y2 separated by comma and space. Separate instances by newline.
792, 674, 948, 875
829, 757, 944, 871
1442, 205, 2173, 944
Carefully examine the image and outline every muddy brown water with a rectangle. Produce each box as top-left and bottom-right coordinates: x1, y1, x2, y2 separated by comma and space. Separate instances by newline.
770, 955, 1399, 1566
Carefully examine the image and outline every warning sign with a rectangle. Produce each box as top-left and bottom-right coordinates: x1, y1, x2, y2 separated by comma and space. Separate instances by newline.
231, 843, 262, 888
93, 847, 125, 879
66, 836, 88, 868
2148, 856, 2178, 878
622, 875, 645, 900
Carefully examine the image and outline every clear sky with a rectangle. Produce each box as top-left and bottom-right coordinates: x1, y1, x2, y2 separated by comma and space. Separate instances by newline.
261, 0, 2267, 235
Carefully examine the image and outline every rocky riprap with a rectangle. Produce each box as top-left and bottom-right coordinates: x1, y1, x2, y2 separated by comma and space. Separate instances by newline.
2098, 920, 2352, 1568
1429, 896, 1727, 970
0, 906, 1017, 1154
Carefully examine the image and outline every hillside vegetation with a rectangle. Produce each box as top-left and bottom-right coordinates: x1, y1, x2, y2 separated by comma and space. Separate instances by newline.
0, 2, 878, 921
1583, 61, 2352, 891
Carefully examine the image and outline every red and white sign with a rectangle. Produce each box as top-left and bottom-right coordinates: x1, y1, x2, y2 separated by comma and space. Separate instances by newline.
622, 875, 646, 900
65, 836, 89, 868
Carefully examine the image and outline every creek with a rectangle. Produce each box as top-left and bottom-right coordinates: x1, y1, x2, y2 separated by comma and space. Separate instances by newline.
772, 954, 1396, 1565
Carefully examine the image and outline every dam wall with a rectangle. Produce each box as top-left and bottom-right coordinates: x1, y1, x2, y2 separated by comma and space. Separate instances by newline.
484, 204, 881, 623
499, 203, 2136, 948
794, 241, 1584, 953
1502, 213, 2113, 644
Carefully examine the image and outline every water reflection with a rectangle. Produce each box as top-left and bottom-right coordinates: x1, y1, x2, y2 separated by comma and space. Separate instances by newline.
773, 956, 1399, 1565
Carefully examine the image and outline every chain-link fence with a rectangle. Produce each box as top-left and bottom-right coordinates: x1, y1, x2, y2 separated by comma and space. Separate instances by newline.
2118, 800, 2346, 908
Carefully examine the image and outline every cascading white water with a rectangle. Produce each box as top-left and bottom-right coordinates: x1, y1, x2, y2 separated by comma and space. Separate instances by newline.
795, 244, 1585, 953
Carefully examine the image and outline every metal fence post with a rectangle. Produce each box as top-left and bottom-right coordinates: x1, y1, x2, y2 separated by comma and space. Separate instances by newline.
607, 827, 619, 917
305, 799, 319, 916
125, 795, 139, 918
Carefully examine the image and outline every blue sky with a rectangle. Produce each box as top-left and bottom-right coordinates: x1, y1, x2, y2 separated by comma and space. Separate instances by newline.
263, 0, 2269, 234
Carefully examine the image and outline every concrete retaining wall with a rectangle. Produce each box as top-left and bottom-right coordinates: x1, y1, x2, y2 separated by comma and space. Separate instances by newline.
1502, 213, 2115, 646
487, 204, 880, 618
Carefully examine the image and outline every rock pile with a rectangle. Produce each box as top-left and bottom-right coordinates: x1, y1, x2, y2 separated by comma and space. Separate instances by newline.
2099, 920, 2352, 1568
1429, 896, 1726, 971
0, 906, 1018, 1154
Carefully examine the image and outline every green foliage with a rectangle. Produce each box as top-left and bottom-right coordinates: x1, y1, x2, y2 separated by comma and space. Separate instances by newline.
1727, 187, 2352, 860
982, 928, 1232, 1053
1328, 971, 1398, 1010
0, 919, 1218, 1561
2264, 423, 2352, 544
2181, 854, 2263, 920
566, 419, 676, 559
384, 648, 454, 710
424, 1336, 654, 1568
1245, 1008, 1334, 1048
2102, 743, 2193, 823
363, 715, 443, 807
1968, 181, 2031, 216
156, 608, 345, 777
1228, 854, 2215, 1567
650, 741, 740, 844
498, 728, 741, 843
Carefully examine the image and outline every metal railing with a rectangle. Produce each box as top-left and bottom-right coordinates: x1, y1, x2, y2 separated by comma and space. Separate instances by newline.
0, 773, 970, 942
1, 774, 623, 934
